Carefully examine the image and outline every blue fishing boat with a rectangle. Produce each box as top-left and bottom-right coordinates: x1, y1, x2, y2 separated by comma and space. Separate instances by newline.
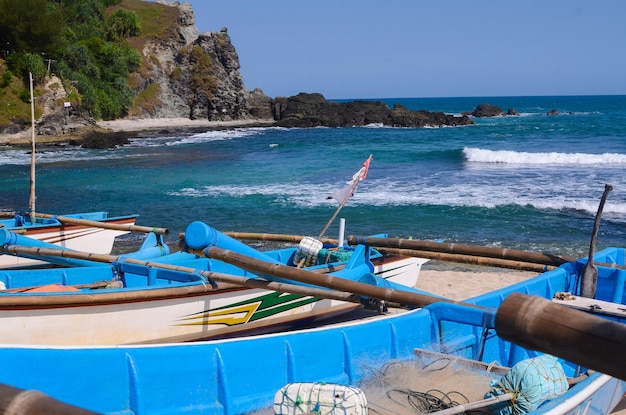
0, 221, 425, 345
0, 75, 151, 268
0, 211, 145, 268
0, 244, 623, 414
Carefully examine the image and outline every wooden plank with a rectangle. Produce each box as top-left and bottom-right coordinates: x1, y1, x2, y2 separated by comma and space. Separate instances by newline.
553, 292, 626, 318
428, 393, 514, 415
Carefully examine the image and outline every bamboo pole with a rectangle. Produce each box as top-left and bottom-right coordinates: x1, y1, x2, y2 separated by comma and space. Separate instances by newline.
376, 247, 555, 273
188, 245, 485, 310
28, 72, 36, 225
223, 231, 563, 271
0, 382, 102, 415
33, 213, 168, 235
495, 292, 626, 381
0, 244, 406, 309
0, 211, 17, 219
346, 236, 576, 266
224, 232, 338, 245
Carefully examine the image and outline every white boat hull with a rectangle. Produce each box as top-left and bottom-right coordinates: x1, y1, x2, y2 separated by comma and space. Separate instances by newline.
0, 256, 422, 345
0, 217, 135, 268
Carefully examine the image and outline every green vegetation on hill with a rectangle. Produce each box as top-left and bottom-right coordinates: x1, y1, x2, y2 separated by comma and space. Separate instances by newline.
0, 0, 182, 124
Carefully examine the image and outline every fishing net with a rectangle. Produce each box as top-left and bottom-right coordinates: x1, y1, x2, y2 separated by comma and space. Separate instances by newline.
484, 354, 569, 415
318, 248, 353, 264
359, 357, 503, 414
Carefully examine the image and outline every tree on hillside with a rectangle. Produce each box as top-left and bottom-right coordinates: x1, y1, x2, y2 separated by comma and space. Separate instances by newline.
0, 0, 143, 120
0, 0, 63, 56
107, 8, 141, 42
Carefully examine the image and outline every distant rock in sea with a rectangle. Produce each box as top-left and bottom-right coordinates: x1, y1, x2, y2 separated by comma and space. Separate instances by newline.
269, 93, 474, 128
463, 103, 520, 118
467, 103, 504, 117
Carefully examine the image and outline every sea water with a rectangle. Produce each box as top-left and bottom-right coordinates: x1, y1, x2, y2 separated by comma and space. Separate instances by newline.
1, 95, 625, 258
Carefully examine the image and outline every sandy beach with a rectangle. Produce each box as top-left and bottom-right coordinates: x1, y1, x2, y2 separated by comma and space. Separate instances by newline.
416, 266, 536, 301
96, 117, 276, 133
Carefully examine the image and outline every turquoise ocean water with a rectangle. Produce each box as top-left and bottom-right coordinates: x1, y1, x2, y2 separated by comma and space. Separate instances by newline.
2, 95, 625, 258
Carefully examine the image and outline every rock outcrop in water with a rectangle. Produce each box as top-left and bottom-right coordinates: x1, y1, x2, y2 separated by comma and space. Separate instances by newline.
268, 93, 474, 128
464, 103, 520, 117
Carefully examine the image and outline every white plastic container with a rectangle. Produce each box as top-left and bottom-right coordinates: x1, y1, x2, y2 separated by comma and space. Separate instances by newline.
293, 237, 323, 267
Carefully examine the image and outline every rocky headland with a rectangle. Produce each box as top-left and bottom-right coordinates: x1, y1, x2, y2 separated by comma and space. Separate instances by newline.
0, 1, 524, 148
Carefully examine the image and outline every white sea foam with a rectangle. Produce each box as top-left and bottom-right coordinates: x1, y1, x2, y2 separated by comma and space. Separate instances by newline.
0, 148, 123, 165
167, 128, 265, 146
464, 147, 626, 165
127, 127, 285, 147
166, 178, 626, 219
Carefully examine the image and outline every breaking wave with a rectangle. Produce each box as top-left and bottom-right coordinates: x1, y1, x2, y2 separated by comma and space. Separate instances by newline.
464, 147, 626, 165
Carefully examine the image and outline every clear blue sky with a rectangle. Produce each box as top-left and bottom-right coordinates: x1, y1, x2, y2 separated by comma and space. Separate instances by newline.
181, 1, 626, 99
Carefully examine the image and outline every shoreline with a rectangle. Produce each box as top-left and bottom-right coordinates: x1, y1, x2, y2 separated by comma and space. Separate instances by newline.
96, 117, 276, 133
0, 117, 277, 146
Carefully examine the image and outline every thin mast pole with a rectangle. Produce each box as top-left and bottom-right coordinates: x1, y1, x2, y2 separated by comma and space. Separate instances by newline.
316, 154, 372, 239
29, 72, 36, 224
317, 176, 361, 239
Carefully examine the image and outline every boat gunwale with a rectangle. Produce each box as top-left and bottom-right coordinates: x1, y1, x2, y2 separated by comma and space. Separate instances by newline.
7, 216, 138, 236
0, 280, 245, 309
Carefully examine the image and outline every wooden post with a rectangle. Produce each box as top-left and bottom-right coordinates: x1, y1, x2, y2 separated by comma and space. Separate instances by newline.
495, 292, 626, 381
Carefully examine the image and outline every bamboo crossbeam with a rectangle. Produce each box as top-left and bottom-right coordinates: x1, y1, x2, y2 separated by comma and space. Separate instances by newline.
223, 231, 564, 271
188, 245, 484, 311
347, 236, 576, 266
34, 213, 169, 235
0, 244, 405, 309
224, 232, 338, 245
376, 247, 555, 273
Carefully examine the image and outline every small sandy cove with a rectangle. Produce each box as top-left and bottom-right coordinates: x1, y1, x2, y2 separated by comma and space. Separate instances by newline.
97, 117, 275, 132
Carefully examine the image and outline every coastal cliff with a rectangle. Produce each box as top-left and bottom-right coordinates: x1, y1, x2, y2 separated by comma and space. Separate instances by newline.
134, 2, 249, 121
117, 1, 471, 128
0, 0, 474, 144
